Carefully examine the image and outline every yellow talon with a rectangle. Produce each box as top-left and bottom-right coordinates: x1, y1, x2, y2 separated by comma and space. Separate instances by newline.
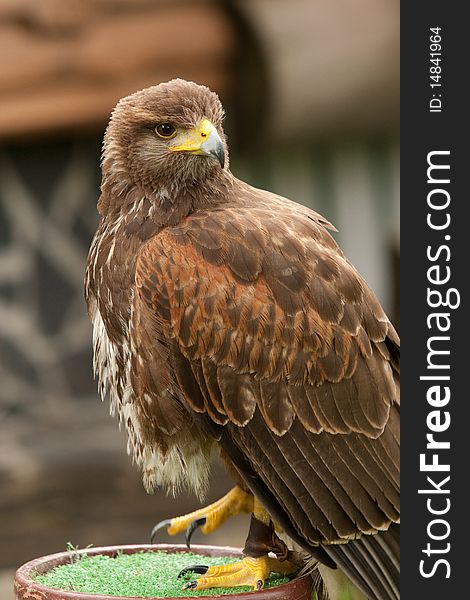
185, 556, 272, 591
166, 486, 253, 536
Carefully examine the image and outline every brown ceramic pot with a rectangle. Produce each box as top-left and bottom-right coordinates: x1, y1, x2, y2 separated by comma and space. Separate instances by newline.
14, 544, 313, 600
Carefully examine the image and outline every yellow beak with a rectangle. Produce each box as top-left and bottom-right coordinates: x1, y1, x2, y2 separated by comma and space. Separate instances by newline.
169, 119, 225, 168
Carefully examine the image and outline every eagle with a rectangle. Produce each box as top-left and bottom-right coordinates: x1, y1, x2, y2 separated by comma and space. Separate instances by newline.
85, 79, 399, 600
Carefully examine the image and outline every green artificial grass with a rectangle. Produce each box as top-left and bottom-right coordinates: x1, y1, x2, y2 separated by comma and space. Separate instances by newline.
34, 551, 290, 597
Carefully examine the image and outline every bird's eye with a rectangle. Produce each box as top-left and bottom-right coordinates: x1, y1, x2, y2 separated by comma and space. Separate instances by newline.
155, 123, 176, 138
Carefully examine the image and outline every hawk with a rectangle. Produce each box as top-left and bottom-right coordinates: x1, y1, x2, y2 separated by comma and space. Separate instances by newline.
85, 79, 399, 600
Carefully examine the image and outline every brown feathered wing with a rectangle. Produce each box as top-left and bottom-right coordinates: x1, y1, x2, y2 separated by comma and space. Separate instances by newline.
132, 185, 400, 600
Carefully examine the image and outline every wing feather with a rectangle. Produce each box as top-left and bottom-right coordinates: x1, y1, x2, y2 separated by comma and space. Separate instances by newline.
216, 366, 256, 426
133, 189, 400, 583
200, 358, 228, 424
258, 380, 295, 435
287, 385, 324, 433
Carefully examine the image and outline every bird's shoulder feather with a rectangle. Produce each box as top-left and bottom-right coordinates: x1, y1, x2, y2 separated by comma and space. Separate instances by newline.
134, 183, 399, 438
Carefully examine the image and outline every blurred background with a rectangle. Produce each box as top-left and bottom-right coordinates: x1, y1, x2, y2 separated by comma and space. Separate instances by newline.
0, 0, 399, 595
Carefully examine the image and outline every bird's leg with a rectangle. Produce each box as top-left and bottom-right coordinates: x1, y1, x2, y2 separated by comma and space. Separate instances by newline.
179, 498, 301, 591
151, 486, 253, 546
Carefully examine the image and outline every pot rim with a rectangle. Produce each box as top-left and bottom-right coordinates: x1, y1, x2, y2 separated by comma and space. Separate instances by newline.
14, 543, 313, 600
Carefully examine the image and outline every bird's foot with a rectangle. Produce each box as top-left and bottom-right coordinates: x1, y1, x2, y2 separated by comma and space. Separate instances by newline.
150, 486, 253, 546
179, 556, 272, 591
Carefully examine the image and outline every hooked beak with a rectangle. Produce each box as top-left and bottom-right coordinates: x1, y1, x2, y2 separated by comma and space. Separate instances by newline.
169, 119, 225, 168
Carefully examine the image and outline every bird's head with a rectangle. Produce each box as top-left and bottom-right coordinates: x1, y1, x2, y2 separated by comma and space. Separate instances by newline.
101, 79, 227, 204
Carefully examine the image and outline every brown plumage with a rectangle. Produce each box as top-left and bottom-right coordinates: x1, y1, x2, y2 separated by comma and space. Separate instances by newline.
85, 79, 399, 600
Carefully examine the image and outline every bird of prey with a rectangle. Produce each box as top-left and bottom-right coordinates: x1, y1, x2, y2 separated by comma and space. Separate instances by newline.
85, 79, 399, 600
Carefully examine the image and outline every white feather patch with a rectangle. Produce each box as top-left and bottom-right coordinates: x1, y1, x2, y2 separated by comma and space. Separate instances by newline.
91, 304, 212, 498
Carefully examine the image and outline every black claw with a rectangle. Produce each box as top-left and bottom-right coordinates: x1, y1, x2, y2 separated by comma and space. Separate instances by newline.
182, 581, 198, 590
150, 518, 172, 544
256, 580, 263, 590
178, 564, 209, 579
185, 516, 207, 549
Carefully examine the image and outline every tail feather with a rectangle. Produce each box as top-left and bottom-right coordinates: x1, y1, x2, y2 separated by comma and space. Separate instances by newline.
323, 525, 400, 600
